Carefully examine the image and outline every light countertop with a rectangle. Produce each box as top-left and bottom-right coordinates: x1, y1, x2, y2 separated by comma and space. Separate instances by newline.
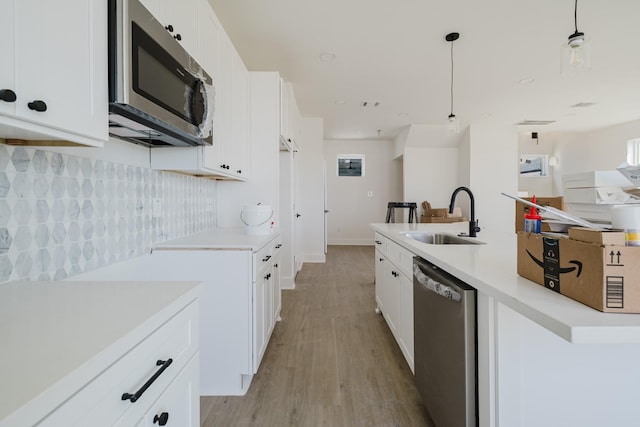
153, 227, 281, 250
0, 280, 201, 426
371, 222, 640, 344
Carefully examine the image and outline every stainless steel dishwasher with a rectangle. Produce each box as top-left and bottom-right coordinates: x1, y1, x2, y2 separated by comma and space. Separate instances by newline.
413, 256, 477, 427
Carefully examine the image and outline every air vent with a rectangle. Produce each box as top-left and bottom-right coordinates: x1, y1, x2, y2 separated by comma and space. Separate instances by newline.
516, 120, 556, 126
570, 102, 597, 108
361, 101, 381, 108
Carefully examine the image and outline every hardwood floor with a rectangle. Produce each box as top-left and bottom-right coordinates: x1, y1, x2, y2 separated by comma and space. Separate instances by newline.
200, 245, 433, 427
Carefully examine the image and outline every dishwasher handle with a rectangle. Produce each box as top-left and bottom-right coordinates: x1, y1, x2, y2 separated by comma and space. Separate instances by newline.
413, 264, 462, 302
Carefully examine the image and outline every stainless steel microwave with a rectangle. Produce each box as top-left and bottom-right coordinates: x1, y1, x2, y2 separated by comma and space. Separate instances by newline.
108, 0, 214, 147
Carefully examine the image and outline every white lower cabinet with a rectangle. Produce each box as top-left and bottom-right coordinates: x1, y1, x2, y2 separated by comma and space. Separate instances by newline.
374, 237, 415, 372
37, 301, 199, 427
129, 355, 199, 427
150, 234, 282, 395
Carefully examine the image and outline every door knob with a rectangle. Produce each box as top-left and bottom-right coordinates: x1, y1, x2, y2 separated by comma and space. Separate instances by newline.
27, 100, 47, 112
0, 89, 16, 103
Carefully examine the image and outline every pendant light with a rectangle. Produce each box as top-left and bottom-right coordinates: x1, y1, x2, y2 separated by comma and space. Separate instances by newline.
446, 32, 460, 134
562, 0, 591, 76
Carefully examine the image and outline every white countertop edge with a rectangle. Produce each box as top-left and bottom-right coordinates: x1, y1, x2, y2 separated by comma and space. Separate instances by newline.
370, 223, 640, 345
153, 227, 281, 251
1, 281, 202, 427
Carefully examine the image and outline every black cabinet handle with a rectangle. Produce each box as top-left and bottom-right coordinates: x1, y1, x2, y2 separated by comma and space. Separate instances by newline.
296, 213, 301, 218
122, 359, 173, 403
275, 244, 282, 249
174, 34, 182, 41
165, 24, 174, 32
262, 255, 271, 262
391, 271, 398, 277
374, 240, 382, 245
274, 263, 278, 268
379, 258, 384, 262
0, 89, 16, 103
27, 100, 47, 112
237, 170, 242, 174
153, 412, 169, 425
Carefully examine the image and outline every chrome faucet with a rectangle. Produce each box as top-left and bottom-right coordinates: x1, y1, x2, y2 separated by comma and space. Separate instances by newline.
449, 186, 481, 237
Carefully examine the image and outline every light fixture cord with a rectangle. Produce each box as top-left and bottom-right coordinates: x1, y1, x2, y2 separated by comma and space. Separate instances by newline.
450, 40, 454, 116
574, 0, 578, 32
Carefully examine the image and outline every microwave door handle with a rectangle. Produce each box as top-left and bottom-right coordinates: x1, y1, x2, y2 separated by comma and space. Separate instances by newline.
190, 78, 205, 130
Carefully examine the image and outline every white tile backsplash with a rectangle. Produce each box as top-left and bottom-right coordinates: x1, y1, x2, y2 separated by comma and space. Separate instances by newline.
0, 145, 216, 283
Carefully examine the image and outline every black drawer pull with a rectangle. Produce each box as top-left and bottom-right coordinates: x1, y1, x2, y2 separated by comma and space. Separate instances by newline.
174, 34, 182, 41
27, 100, 47, 112
0, 89, 16, 103
375, 240, 382, 245
121, 359, 173, 403
262, 255, 271, 262
275, 244, 282, 249
154, 412, 169, 425
165, 24, 174, 32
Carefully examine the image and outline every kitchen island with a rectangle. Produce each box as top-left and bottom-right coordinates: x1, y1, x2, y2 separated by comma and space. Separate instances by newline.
371, 222, 640, 427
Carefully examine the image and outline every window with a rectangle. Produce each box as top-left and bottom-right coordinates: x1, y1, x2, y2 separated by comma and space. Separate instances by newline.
337, 154, 365, 177
627, 138, 640, 166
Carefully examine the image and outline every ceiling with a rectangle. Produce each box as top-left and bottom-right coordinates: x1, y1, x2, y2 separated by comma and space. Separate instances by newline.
209, 0, 640, 141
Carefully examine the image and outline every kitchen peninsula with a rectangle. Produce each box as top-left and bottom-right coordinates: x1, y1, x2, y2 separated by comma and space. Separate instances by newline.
371, 222, 640, 427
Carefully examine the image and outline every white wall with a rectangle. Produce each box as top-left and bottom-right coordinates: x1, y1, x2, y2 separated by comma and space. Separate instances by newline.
468, 123, 519, 233
298, 118, 326, 262
324, 139, 400, 245
403, 146, 459, 215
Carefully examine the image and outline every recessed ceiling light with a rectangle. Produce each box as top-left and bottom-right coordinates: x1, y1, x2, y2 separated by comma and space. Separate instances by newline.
334, 99, 346, 105
518, 77, 536, 85
319, 52, 336, 61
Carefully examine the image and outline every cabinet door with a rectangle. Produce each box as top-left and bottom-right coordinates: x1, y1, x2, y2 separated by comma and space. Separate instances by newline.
159, 0, 198, 57
253, 274, 266, 372
272, 253, 282, 320
384, 265, 401, 337
230, 47, 249, 178
375, 249, 385, 312
399, 272, 415, 372
134, 355, 199, 427
16, 0, 107, 141
0, 0, 16, 117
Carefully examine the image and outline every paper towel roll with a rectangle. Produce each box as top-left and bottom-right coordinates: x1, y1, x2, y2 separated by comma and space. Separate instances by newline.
611, 205, 640, 229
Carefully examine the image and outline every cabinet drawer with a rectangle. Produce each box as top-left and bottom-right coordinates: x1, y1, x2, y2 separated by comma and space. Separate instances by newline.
125, 353, 199, 427
39, 301, 198, 427
374, 233, 386, 254
386, 240, 401, 265
397, 246, 414, 279
253, 240, 275, 279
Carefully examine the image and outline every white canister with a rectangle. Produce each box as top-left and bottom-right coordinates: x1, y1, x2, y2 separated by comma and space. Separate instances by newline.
241, 205, 274, 235
611, 205, 640, 246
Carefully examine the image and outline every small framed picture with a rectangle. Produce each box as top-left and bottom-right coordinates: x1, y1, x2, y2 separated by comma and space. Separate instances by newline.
337, 154, 365, 177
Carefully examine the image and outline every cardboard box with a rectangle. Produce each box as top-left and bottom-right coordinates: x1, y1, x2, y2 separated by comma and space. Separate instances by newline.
515, 197, 564, 232
517, 231, 640, 313
562, 171, 632, 189
420, 215, 468, 223
568, 227, 626, 246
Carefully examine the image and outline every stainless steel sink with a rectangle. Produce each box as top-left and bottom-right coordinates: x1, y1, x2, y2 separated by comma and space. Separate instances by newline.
404, 232, 486, 245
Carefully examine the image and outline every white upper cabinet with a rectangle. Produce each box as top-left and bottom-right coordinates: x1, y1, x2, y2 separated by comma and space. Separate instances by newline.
151, 0, 249, 180
0, 0, 108, 147
279, 79, 300, 152
140, 0, 199, 58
